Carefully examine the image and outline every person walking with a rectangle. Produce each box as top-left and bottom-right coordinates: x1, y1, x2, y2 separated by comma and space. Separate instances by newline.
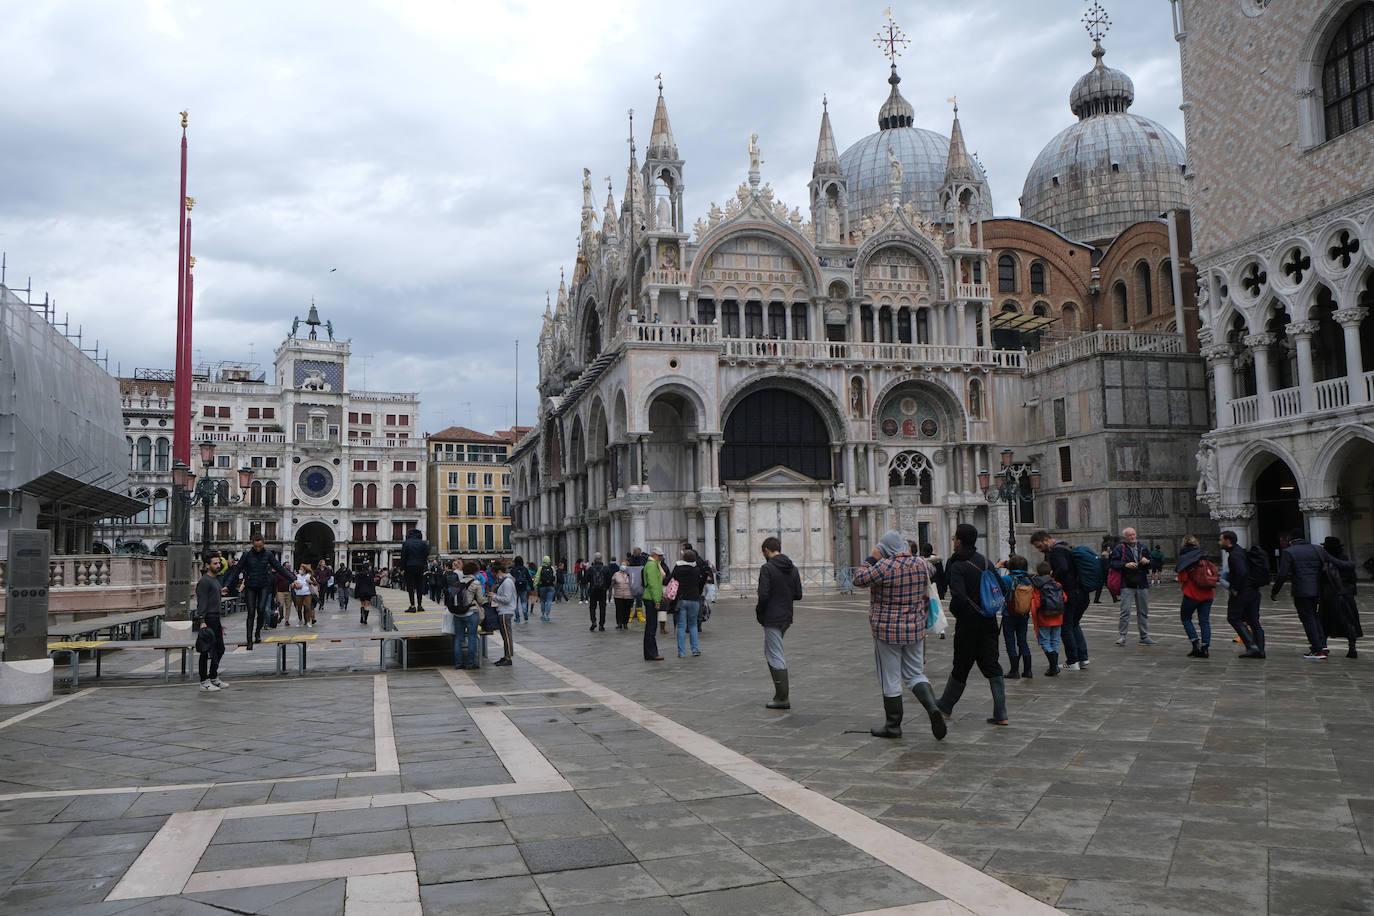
1273, 528, 1353, 659
1176, 536, 1218, 658
586, 553, 611, 632
1320, 536, 1363, 658
756, 536, 803, 710
223, 536, 291, 649
1032, 561, 1065, 675
670, 548, 705, 658
195, 554, 228, 691
611, 560, 634, 629
291, 563, 316, 628
400, 529, 429, 612
445, 559, 484, 669
851, 530, 945, 739
335, 564, 353, 613
999, 554, 1034, 679
642, 548, 666, 661
1110, 527, 1157, 646
1218, 531, 1265, 659
490, 560, 518, 666
353, 563, 377, 625
1031, 530, 1090, 670
536, 556, 557, 621
937, 523, 1010, 727
511, 556, 533, 622
1150, 544, 1166, 585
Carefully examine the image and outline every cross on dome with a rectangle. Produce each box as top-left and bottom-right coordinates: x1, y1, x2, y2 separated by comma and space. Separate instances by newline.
1083, 1, 1111, 51
873, 10, 909, 64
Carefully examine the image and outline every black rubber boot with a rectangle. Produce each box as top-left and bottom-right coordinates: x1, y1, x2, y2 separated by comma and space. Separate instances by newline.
1239, 625, 1264, 658
1045, 650, 1061, 676
910, 681, 946, 741
1022, 654, 1033, 679
1006, 654, 1020, 679
1348, 639, 1357, 659
870, 695, 903, 738
766, 667, 790, 709
936, 675, 966, 717
1188, 639, 1202, 658
987, 676, 1009, 726
1200, 643, 1210, 658
361, 610, 369, 625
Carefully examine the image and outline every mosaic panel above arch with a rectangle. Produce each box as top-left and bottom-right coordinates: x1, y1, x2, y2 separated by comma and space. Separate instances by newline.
874, 381, 960, 444
862, 246, 933, 299
700, 234, 810, 297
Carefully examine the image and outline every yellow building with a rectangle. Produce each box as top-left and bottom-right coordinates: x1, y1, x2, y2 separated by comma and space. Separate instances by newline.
426, 426, 528, 560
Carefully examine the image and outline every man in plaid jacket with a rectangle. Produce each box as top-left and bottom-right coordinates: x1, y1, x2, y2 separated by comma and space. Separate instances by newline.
853, 530, 947, 741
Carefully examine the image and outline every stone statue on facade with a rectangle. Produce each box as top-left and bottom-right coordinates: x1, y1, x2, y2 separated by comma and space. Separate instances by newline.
888, 145, 903, 188
582, 168, 594, 211
1195, 440, 1218, 498
657, 195, 672, 230
749, 132, 762, 173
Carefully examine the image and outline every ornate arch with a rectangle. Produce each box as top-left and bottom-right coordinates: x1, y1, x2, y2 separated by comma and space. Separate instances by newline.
867, 374, 968, 442
1221, 438, 1306, 505
719, 371, 847, 445
638, 376, 712, 433
690, 222, 824, 293
1309, 423, 1374, 495
854, 231, 948, 298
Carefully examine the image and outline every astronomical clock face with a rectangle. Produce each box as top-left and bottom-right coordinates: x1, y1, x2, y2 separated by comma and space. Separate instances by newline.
298, 466, 334, 499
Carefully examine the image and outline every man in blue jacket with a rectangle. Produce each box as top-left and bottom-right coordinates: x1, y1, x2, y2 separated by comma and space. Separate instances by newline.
224, 536, 291, 649
1219, 530, 1264, 659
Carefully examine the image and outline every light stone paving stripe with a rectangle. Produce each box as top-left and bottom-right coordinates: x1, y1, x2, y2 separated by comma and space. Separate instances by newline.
517, 645, 1063, 916
851, 903, 978, 916
0, 769, 364, 804
106, 809, 225, 900
346, 870, 421, 916
372, 673, 398, 774
184, 853, 416, 894
0, 687, 91, 730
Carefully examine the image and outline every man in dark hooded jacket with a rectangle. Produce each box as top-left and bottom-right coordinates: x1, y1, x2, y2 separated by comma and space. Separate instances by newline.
757, 536, 803, 709
1272, 528, 1353, 658
400, 529, 430, 612
224, 536, 291, 649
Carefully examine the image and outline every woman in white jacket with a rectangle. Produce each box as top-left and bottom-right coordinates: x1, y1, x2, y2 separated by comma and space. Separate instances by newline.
490, 560, 519, 666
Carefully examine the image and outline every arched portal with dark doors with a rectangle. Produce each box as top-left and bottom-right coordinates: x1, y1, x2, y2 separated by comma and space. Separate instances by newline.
294, 521, 335, 568
1254, 458, 1302, 559
721, 389, 832, 482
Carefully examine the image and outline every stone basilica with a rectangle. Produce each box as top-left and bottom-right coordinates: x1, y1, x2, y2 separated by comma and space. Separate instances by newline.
510, 15, 1211, 587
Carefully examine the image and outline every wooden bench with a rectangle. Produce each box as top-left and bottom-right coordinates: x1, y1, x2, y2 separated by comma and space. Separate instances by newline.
47, 638, 194, 687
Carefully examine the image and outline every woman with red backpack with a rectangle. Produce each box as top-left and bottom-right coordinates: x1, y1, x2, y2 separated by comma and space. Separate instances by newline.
1176, 535, 1218, 658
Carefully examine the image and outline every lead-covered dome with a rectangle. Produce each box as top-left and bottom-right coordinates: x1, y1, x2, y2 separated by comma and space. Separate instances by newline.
840, 67, 993, 224
1020, 42, 1187, 246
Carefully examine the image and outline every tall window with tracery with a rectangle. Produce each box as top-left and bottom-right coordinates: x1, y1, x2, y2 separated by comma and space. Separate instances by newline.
1324, 4, 1374, 140
888, 451, 934, 504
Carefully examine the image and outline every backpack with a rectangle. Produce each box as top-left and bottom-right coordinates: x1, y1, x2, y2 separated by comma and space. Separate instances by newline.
1008, 573, 1036, 617
538, 565, 556, 588
1244, 545, 1271, 588
1071, 545, 1104, 590
590, 563, 613, 592
976, 558, 1006, 618
1039, 578, 1066, 613
513, 566, 532, 591
1187, 558, 1220, 590
445, 574, 476, 614
627, 565, 644, 598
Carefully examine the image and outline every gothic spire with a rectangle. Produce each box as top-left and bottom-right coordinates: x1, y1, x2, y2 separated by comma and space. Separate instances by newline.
942, 100, 976, 185
812, 96, 841, 178
647, 80, 678, 160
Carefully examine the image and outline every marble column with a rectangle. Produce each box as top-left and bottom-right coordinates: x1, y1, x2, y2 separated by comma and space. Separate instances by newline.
1288, 320, 1319, 411
630, 508, 648, 553
1204, 344, 1236, 428
1337, 307, 1369, 404
703, 511, 717, 572
1299, 497, 1340, 543
1245, 333, 1276, 420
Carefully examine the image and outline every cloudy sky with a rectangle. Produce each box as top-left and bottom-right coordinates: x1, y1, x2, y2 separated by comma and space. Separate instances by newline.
0, 0, 1184, 435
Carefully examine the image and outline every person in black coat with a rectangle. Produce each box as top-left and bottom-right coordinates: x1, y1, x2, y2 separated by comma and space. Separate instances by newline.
1273, 528, 1354, 658
1219, 531, 1264, 659
937, 524, 1009, 726
757, 536, 803, 710
353, 564, 378, 625
400, 529, 430, 612
1320, 536, 1363, 658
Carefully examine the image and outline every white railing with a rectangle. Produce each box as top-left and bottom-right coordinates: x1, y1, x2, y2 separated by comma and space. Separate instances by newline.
619, 322, 719, 346
1026, 330, 1186, 373
1364, 370, 1374, 402
1230, 395, 1259, 425
351, 390, 418, 403
1272, 387, 1303, 419
646, 268, 690, 286
348, 438, 423, 449
955, 282, 991, 300
1314, 377, 1350, 411
196, 382, 282, 396
202, 431, 288, 444
722, 338, 1025, 369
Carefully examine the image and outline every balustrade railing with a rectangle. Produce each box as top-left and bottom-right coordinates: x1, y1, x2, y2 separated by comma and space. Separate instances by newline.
1272, 387, 1303, 419
1025, 330, 1186, 372
1314, 377, 1350, 411
955, 282, 991, 300
722, 338, 1024, 368
619, 322, 719, 346
1230, 394, 1259, 425
202, 431, 288, 444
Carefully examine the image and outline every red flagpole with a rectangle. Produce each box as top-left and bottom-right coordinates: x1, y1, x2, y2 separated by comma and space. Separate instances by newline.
173, 113, 191, 466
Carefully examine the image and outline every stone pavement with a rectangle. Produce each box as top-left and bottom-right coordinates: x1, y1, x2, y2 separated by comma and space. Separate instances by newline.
0, 583, 1371, 914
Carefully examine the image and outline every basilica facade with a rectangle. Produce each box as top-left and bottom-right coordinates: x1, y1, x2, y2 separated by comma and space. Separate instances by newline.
510, 21, 1211, 588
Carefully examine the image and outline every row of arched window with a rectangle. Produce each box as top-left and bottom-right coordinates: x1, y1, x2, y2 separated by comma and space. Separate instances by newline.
1112, 260, 1175, 325
127, 436, 170, 472
998, 255, 1049, 295
351, 483, 418, 508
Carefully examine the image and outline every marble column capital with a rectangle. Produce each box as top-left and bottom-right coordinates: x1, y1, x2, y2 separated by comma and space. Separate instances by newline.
1285, 320, 1320, 338
1242, 333, 1277, 350
1335, 307, 1369, 327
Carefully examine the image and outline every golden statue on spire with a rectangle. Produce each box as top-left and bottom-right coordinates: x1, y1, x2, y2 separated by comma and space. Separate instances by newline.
179, 110, 188, 129
874, 9, 909, 64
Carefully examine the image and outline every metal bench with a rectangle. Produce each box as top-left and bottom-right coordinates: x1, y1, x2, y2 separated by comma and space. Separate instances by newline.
47, 638, 194, 687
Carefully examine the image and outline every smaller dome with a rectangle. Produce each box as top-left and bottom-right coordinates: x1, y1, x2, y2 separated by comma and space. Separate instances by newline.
1069, 43, 1134, 118
877, 66, 915, 129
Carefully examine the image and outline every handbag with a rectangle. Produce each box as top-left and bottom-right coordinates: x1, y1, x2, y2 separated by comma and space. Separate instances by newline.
195, 627, 215, 653
482, 606, 501, 633
1106, 567, 1123, 598
926, 596, 943, 631
663, 576, 680, 601
440, 612, 456, 635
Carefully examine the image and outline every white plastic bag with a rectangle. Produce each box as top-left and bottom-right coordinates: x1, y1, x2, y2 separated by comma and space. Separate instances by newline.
928, 596, 948, 636
440, 612, 455, 635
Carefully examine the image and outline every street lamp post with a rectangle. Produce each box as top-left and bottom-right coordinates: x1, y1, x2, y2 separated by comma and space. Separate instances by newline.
171, 440, 254, 556
979, 449, 1041, 557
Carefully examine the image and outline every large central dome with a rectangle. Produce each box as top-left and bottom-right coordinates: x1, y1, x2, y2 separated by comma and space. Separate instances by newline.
839, 67, 993, 225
